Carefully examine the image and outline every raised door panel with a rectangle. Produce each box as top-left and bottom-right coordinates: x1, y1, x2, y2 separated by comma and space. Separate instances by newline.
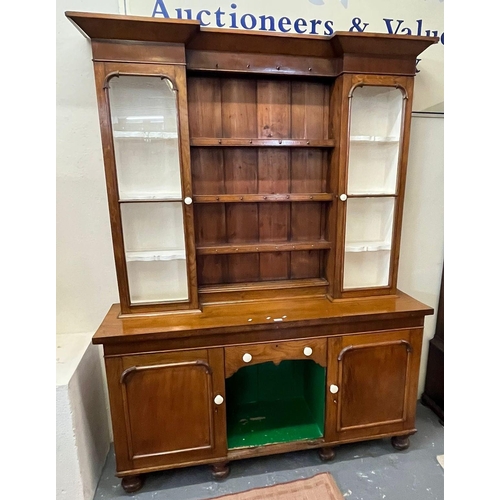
325, 329, 422, 443
106, 349, 226, 474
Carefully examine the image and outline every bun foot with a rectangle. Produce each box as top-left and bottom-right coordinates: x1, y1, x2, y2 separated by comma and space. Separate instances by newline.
318, 447, 335, 461
121, 475, 144, 493
391, 435, 410, 451
212, 462, 230, 480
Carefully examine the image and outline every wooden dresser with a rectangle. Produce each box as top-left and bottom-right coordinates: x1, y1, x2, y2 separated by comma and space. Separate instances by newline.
66, 11, 436, 492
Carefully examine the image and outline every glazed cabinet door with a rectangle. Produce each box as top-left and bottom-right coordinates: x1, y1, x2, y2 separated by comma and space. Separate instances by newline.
94, 62, 198, 314
105, 349, 226, 475
332, 75, 414, 298
325, 329, 422, 443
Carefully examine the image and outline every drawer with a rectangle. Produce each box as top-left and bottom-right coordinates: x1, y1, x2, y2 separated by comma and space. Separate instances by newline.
225, 338, 327, 378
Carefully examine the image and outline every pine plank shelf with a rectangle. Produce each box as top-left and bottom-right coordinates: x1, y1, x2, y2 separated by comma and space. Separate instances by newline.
197, 241, 331, 255
193, 194, 334, 203
190, 138, 334, 147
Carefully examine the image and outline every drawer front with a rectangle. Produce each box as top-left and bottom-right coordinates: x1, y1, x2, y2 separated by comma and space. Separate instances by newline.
225, 338, 327, 378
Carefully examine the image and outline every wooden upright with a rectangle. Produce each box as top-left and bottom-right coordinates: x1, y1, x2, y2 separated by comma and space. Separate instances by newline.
66, 11, 437, 493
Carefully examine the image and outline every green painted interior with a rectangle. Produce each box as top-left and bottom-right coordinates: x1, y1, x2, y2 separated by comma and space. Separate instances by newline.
225, 360, 326, 449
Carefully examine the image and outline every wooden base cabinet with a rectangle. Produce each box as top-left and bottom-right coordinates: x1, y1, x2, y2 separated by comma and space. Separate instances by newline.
95, 296, 431, 491
65, 11, 438, 492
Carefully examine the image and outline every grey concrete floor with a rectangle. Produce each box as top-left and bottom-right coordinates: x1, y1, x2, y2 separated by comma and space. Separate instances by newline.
94, 402, 444, 500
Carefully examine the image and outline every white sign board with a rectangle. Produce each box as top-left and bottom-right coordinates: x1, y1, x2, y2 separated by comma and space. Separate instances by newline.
123, 0, 444, 112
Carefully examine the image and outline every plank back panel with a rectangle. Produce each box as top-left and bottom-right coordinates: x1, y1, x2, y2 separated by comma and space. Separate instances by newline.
257, 80, 291, 139
223, 149, 258, 194
291, 81, 330, 140
187, 77, 222, 137
188, 74, 332, 289
191, 148, 224, 195
222, 79, 257, 138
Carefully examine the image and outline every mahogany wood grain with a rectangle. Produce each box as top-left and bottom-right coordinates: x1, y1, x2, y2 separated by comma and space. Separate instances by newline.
187, 29, 335, 58
199, 278, 328, 304
91, 40, 186, 65
108, 349, 227, 472
93, 293, 433, 345
326, 329, 423, 443
329, 75, 350, 298
187, 50, 336, 77
102, 314, 425, 357
114, 426, 416, 478
225, 338, 327, 378
173, 64, 199, 309
67, 12, 437, 69
92, 62, 131, 314
227, 438, 324, 461
66, 11, 200, 44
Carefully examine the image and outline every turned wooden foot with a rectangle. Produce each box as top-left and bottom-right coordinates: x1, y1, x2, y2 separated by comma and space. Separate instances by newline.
318, 447, 335, 461
212, 462, 230, 480
121, 475, 144, 493
391, 435, 410, 451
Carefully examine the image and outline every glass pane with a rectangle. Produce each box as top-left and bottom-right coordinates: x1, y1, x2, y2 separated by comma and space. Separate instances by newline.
109, 76, 182, 200
121, 202, 188, 303
348, 86, 403, 195
343, 197, 394, 289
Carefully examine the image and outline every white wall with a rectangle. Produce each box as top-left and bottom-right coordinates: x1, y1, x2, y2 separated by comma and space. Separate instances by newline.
399, 113, 444, 395
56, 0, 121, 335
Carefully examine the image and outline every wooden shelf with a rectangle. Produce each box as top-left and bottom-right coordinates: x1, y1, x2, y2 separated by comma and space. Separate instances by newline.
345, 193, 397, 199
126, 250, 186, 262
190, 138, 334, 148
193, 194, 333, 203
345, 241, 391, 253
350, 135, 399, 143
119, 194, 182, 203
197, 241, 331, 255
114, 131, 178, 139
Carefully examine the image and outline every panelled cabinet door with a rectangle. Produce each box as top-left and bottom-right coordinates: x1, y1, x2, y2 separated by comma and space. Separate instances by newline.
105, 349, 226, 474
94, 63, 198, 314
325, 330, 422, 443
335, 75, 414, 298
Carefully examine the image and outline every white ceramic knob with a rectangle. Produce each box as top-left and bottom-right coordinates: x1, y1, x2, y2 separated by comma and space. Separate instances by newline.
330, 384, 339, 394
214, 394, 224, 405
303, 347, 313, 356
242, 353, 252, 363
339, 194, 347, 202
184, 196, 193, 205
